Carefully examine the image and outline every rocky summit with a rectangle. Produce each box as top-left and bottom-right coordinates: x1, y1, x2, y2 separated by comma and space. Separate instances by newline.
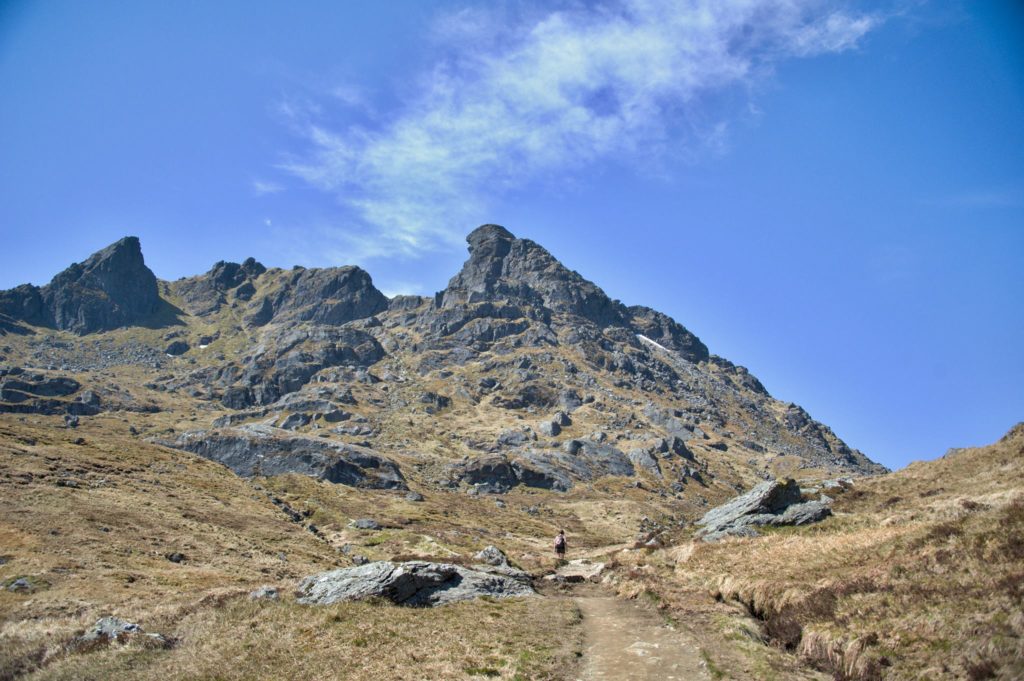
0, 224, 884, 500
0, 236, 165, 335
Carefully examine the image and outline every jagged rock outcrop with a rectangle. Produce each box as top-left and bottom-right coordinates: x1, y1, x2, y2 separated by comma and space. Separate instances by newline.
166, 425, 406, 489
174, 257, 266, 316
244, 266, 387, 327
211, 326, 385, 407
695, 478, 833, 541
0, 237, 163, 334
296, 560, 535, 607
629, 306, 709, 363
0, 370, 103, 416
438, 224, 630, 329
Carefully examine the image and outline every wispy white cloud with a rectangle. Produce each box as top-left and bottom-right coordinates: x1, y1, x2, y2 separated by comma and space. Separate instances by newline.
252, 179, 285, 196
281, 0, 882, 260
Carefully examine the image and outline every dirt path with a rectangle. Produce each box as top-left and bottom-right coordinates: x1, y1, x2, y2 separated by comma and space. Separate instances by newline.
575, 595, 710, 680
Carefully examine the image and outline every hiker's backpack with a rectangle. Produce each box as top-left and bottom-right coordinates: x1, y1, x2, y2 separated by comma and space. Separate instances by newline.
554, 534, 566, 550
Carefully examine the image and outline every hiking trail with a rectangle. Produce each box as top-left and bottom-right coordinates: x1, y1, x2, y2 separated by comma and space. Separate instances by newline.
573, 594, 710, 680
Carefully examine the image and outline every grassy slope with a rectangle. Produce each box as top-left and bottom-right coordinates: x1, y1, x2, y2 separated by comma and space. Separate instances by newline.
610, 424, 1024, 680
0, 416, 580, 680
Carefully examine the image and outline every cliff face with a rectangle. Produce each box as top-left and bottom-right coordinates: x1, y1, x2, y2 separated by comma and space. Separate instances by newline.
0, 236, 161, 334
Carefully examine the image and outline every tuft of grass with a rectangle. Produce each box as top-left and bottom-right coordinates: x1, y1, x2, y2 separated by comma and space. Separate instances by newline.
700, 649, 726, 680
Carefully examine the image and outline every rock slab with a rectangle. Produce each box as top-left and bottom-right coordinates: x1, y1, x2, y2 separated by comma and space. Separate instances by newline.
696, 478, 832, 541
296, 560, 535, 607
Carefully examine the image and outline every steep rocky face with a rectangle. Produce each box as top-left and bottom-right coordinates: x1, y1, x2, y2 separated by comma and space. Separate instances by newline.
173, 257, 266, 316
628, 306, 709, 363
439, 224, 630, 328
0, 236, 161, 334
244, 266, 388, 327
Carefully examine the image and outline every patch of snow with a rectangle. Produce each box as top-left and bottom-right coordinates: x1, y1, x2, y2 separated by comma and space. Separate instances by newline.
637, 334, 669, 352
198, 344, 209, 349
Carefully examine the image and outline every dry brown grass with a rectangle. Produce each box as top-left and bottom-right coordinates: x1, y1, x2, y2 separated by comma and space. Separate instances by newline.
0, 414, 592, 680
608, 424, 1024, 680
18, 594, 579, 681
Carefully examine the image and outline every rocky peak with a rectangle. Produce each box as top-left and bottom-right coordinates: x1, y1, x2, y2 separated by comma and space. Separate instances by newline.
245, 265, 388, 327
439, 224, 629, 328
208, 257, 266, 290
0, 236, 162, 334
174, 257, 267, 316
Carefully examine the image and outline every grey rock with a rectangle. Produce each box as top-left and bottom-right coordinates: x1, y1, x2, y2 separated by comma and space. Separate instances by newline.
244, 265, 387, 328
473, 545, 510, 567
74, 616, 172, 650
697, 478, 834, 541
628, 449, 661, 477
697, 479, 801, 534
551, 411, 572, 426
279, 412, 312, 430
7, 578, 31, 592
350, 518, 381, 530
405, 491, 425, 502
497, 428, 532, 448
296, 560, 535, 607
628, 306, 709, 363
774, 500, 832, 526
164, 340, 190, 356
559, 390, 583, 411
215, 326, 385, 408
166, 426, 406, 489
538, 420, 561, 437
0, 237, 164, 334
173, 258, 265, 316
249, 585, 279, 601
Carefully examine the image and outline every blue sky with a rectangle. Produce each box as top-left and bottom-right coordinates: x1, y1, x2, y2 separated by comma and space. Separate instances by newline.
1, 0, 1021, 470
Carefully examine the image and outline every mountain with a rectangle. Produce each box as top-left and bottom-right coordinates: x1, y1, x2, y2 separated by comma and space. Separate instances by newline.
0, 236, 163, 334
6, 225, 1021, 681
0, 224, 884, 501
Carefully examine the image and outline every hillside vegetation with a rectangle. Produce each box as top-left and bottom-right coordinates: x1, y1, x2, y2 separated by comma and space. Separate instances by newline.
610, 424, 1024, 680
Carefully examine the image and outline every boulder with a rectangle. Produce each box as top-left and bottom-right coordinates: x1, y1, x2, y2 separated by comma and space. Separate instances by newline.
74, 616, 171, 650
296, 560, 535, 607
474, 545, 511, 567
164, 341, 190, 356
350, 519, 382, 530
551, 411, 572, 427
696, 479, 832, 541
628, 449, 662, 477
249, 586, 279, 601
538, 420, 561, 437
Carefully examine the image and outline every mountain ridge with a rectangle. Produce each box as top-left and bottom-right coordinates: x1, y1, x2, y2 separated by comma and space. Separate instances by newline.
0, 225, 886, 496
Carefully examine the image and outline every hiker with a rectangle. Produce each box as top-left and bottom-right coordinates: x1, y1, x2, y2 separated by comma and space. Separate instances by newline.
554, 529, 567, 559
